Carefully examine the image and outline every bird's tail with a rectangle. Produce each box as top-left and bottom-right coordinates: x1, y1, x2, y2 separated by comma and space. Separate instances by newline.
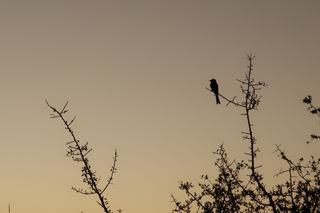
216, 95, 221, 104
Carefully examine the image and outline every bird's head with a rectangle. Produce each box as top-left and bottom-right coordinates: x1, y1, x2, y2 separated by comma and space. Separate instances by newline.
210, 79, 216, 83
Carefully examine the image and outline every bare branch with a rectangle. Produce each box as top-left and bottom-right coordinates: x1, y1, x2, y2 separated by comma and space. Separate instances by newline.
46, 100, 118, 213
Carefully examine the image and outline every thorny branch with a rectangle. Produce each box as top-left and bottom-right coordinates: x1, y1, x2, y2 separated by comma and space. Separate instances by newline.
242, 55, 276, 212
46, 100, 119, 213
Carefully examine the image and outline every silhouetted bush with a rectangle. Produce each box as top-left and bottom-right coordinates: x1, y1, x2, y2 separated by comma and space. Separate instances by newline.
172, 55, 320, 213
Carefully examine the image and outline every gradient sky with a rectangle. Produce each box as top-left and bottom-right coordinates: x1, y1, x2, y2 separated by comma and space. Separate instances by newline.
1, 1, 320, 213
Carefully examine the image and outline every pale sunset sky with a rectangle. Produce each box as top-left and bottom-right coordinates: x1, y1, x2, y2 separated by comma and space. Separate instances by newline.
1, 1, 320, 213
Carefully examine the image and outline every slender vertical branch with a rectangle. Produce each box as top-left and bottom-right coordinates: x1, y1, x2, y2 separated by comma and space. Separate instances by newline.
242, 55, 276, 212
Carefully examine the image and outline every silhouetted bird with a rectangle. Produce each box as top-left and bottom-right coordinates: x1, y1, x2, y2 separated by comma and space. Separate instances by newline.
210, 79, 220, 104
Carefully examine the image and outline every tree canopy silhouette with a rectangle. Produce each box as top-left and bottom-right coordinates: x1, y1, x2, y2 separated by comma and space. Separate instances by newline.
172, 55, 320, 213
